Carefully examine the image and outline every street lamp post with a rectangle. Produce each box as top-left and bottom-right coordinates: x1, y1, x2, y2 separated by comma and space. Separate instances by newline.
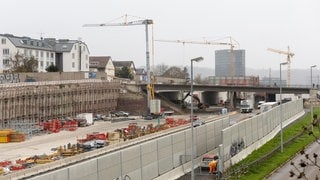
311, 65, 316, 88
190, 56, 203, 180
310, 65, 316, 131
280, 62, 288, 153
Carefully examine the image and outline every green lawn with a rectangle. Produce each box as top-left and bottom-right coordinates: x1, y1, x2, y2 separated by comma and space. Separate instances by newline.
227, 108, 320, 179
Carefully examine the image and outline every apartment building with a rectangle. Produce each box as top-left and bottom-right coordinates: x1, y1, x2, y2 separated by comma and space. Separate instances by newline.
0, 33, 90, 73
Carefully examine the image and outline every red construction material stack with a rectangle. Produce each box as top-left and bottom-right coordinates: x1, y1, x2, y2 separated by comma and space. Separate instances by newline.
43, 119, 62, 133
77, 132, 107, 143
62, 120, 78, 131
0, 160, 12, 167
165, 117, 176, 127
87, 132, 107, 140
10, 164, 25, 171
177, 118, 187, 125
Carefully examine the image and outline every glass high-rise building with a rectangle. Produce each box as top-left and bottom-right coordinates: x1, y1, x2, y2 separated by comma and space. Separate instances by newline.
215, 49, 245, 77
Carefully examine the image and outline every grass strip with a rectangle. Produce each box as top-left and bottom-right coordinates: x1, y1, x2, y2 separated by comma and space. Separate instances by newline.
228, 109, 320, 179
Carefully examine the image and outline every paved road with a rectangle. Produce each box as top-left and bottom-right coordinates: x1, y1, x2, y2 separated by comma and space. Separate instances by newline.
266, 140, 320, 180
177, 167, 218, 180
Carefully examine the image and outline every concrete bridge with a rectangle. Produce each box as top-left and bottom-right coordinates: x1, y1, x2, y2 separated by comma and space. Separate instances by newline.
141, 83, 310, 94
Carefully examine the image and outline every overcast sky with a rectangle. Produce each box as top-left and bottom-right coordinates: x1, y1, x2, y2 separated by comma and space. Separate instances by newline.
2, 0, 319, 71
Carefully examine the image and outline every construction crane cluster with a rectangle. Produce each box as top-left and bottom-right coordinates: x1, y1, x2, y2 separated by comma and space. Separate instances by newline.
267, 46, 294, 86
83, 15, 240, 113
82, 14, 297, 114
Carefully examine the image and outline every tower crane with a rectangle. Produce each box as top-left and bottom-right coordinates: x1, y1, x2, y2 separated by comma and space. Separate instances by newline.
155, 37, 239, 77
83, 14, 154, 114
267, 46, 294, 86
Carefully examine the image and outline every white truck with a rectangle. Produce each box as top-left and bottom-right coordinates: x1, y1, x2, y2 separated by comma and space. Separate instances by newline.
260, 102, 278, 113
77, 113, 93, 126
240, 100, 253, 113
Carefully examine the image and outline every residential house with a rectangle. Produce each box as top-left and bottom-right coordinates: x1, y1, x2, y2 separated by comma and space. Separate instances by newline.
89, 56, 115, 77
0, 33, 90, 73
135, 68, 147, 82
46, 38, 90, 72
113, 61, 136, 75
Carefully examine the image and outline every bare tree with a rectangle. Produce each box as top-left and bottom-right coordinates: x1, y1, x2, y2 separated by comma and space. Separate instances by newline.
9, 52, 38, 72
289, 114, 320, 179
154, 63, 169, 76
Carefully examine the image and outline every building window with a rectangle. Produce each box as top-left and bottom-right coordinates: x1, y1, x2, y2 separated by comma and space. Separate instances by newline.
3, 49, 9, 55
72, 53, 75, 59
86, 55, 88, 60
36, 50, 39, 57
50, 53, 54, 58
29, 50, 32, 57
40, 61, 43, 67
72, 62, 75, 68
46, 61, 49, 67
1, 38, 6, 44
24, 49, 27, 56
40, 51, 44, 57
46, 52, 49, 58
86, 63, 88, 68
74, 45, 77, 50
3, 59, 9, 65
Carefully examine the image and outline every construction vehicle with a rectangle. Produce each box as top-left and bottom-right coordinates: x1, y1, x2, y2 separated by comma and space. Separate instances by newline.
181, 92, 208, 110
267, 46, 294, 86
240, 99, 253, 113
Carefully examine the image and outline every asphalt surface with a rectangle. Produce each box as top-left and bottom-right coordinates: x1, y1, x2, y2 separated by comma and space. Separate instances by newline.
177, 168, 219, 180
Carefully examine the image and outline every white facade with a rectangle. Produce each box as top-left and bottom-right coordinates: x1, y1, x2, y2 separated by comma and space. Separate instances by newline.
62, 43, 89, 72
0, 36, 15, 72
89, 56, 115, 77
105, 59, 115, 76
0, 34, 90, 73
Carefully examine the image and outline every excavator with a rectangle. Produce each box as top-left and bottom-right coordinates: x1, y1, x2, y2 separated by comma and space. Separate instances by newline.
181, 92, 209, 110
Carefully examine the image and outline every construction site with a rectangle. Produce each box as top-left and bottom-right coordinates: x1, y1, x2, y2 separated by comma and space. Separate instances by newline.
0, 79, 120, 139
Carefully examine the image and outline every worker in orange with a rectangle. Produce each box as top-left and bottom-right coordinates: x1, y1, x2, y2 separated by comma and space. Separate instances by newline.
209, 158, 218, 174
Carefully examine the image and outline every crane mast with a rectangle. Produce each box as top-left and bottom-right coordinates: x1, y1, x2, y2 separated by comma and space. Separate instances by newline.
267, 46, 294, 86
83, 15, 154, 114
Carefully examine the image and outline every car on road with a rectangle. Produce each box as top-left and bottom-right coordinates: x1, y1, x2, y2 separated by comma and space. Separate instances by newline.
257, 101, 266, 109
193, 119, 205, 127
111, 111, 129, 117
200, 154, 219, 170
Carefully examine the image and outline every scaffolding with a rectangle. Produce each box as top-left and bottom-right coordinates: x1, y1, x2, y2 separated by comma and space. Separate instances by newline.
0, 79, 120, 133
